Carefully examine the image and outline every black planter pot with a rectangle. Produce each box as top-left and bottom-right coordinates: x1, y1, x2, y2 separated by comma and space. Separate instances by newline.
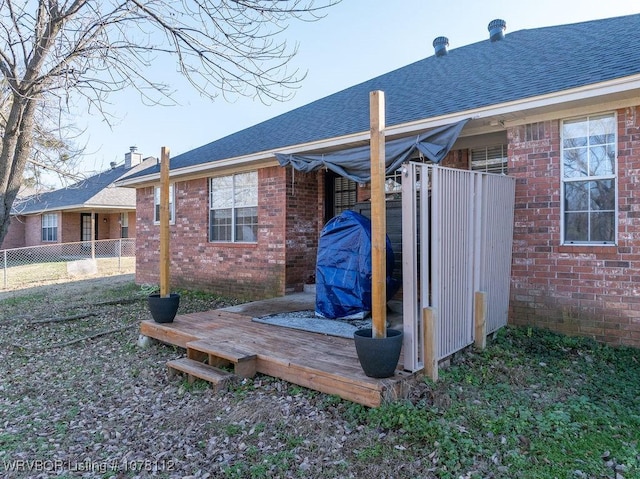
148, 293, 181, 323
353, 328, 403, 378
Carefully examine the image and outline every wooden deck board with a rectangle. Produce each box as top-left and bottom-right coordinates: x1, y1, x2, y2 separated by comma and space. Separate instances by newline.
141, 309, 419, 407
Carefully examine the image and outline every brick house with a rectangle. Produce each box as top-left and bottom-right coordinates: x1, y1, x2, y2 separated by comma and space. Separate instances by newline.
2, 149, 154, 250
119, 14, 640, 347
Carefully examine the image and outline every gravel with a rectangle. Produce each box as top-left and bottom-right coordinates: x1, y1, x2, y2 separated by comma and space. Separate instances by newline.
0, 276, 426, 479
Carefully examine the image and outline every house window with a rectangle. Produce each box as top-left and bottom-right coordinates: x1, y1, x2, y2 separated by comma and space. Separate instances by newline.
154, 184, 175, 224
561, 113, 616, 244
471, 144, 508, 174
42, 213, 58, 242
120, 213, 129, 238
209, 172, 258, 242
333, 176, 357, 216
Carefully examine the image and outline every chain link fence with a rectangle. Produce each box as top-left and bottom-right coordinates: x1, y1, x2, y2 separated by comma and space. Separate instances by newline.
1, 239, 136, 290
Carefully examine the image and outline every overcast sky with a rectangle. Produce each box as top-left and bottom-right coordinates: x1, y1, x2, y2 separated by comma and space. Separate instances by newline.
74, 0, 640, 177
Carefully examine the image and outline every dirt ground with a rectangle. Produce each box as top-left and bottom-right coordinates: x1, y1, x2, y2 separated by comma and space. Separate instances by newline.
0, 275, 431, 479
2, 275, 637, 478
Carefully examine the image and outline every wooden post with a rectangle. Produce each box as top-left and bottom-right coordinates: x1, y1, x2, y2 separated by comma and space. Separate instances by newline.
423, 307, 438, 382
474, 291, 487, 349
159, 147, 171, 298
370, 90, 387, 339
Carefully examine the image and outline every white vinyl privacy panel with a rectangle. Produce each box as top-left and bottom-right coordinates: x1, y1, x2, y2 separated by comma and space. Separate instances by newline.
430, 166, 477, 359
474, 173, 516, 334
402, 164, 515, 370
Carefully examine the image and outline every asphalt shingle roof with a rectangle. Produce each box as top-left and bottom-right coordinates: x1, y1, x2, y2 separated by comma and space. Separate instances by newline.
126, 13, 640, 180
15, 166, 135, 215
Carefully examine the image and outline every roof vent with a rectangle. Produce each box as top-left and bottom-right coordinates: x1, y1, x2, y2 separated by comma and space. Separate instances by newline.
488, 19, 506, 42
110, 161, 117, 169
433, 36, 449, 57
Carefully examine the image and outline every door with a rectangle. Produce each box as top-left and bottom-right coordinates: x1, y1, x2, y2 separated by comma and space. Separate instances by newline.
324, 171, 357, 223
80, 213, 98, 241
80, 213, 99, 256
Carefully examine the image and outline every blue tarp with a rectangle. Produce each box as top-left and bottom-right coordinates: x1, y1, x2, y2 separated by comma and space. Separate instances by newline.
276, 119, 469, 183
315, 210, 401, 320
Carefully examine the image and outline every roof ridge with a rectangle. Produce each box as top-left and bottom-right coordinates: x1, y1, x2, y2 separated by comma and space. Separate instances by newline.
119, 12, 640, 183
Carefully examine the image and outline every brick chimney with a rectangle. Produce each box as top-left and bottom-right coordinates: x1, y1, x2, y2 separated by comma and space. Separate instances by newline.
124, 146, 142, 169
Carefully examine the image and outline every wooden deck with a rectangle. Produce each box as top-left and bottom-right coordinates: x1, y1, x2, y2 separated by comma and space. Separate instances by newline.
140, 309, 420, 407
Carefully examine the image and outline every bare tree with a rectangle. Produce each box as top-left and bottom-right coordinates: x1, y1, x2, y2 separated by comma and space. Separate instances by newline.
0, 0, 339, 245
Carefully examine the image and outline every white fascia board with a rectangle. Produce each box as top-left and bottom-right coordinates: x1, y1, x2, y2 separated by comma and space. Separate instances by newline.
16, 204, 86, 215
18, 204, 134, 215
80, 204, 136, 210
391, 74, 640, 135
116, 74, 640, 187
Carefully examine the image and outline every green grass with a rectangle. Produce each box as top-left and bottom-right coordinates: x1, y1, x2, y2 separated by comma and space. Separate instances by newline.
0, 291, 47, 307
97, 281, 143, 300
2, 257, 134, 289
341, 326, 640, 478
178, 378, 211, 392
222, 450, 298, 479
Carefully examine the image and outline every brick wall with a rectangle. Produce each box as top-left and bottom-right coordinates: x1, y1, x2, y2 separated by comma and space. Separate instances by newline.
135, 166, 292, 301
107, 213, 120, 239
5, 210, 136, 250
25, 214, 46, 246
284, 168, 322, 291
97, 214, 110, 240
60, 212, 108, 242
104, 212, 136, 240
126, 211, 136, 239
1, 216, 26, 249
508, 107, 640, 346
61, 212, 80, 242
441, 149, 469, 169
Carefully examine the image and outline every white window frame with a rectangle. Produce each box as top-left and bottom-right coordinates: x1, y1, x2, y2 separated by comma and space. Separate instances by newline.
560, 113, 617, 245
209, 172, 258, 243
41, 213, 58, 242
154, 184, 175, 225
120, 213, 129, 238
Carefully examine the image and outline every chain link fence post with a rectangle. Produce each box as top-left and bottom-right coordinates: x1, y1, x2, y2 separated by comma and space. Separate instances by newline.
118, 238, 122, 272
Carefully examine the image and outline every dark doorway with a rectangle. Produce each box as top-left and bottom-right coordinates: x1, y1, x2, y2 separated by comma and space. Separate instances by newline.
80, 213, 98, 242
324, 171, 357, 223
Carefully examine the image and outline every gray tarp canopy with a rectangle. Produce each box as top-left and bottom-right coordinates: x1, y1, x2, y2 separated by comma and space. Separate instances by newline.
275, 119, 469, 183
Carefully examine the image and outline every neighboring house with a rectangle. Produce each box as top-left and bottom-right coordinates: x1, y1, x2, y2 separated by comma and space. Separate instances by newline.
118, 14, 640, 347
0, 184, 48, 250
2, 148, 155, 250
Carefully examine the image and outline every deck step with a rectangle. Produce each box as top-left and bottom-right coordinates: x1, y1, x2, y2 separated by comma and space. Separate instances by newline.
186, 339, 257, 362
167, 358, 236, 390
186, 339, 257, 378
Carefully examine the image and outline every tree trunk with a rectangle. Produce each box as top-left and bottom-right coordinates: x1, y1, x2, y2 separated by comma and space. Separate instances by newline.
0, 95, 37, 246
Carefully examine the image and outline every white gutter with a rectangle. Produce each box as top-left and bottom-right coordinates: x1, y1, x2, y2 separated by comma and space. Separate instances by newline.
16, 203, 135, 215
391, 73, 640, 134
116, 73, 640, 187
